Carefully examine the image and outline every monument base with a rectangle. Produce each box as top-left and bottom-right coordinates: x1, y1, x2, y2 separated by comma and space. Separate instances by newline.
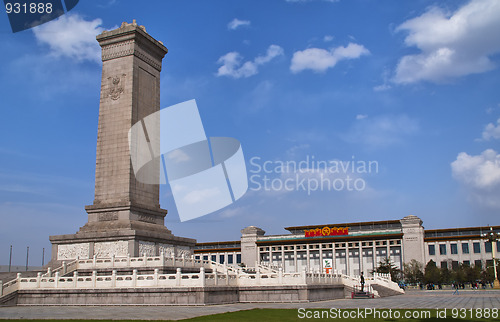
49, 203, 196, 264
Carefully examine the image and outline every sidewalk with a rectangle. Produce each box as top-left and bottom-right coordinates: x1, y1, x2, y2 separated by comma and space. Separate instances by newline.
1, 290, 499, 320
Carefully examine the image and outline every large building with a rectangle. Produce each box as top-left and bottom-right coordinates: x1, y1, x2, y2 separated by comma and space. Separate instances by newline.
194, 215, 500, 276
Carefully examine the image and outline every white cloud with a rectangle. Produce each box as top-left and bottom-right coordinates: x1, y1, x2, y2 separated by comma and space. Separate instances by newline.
451, 149, 500, 208
227, 18, 251, 30
481, 118, 500, 140
373, 84, 391, 92
286, 0, 338, 2
343, 114, 419, 148
323, 35, 334, 42
394, 0, 500, 84
290, 43, 369, 73
182, 187, 222, 204
32, 14, 106, 63
216, 45, 284, 79
355, 114, 367, 120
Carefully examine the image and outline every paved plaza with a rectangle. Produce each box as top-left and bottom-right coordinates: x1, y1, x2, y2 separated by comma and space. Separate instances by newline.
1, 289, 499, 320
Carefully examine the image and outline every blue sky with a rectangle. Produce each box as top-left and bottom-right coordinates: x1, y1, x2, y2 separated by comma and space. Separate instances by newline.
1, 0, 500, 266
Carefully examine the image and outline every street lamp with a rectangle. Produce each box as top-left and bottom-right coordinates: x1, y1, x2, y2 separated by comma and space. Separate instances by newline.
481, 227, 500, 289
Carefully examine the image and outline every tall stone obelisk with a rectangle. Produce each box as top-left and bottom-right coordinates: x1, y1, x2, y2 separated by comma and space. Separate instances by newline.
49, 21, 195, 263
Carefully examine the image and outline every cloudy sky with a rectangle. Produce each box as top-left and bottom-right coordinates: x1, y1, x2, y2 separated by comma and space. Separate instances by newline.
1, 0, 500, 266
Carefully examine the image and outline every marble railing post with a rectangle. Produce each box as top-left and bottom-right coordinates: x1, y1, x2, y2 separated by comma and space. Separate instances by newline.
62, 261, 67, 275
171, 253, 175, 266
73, 272, 78, 288
214, 271, 218, 286
55, 272, 60, 288
92, 270, 97, 288
111, 255, 115, 267
182, 254, 185, 267
278, 268, 283, 284
0, 280, 3, 297
47, 267, 52, 277
112, 270, 117, 288
160, 251, 165, 266
200, 267, 205, 287
301, 267, 307, 284
143, 254, 147, 267
132, 269, 137, 287
255, 269, 260, 285
36, 272, 41, 288
154, 269, 159, 286
176, 268, 181, 286
225, 271, 230, 286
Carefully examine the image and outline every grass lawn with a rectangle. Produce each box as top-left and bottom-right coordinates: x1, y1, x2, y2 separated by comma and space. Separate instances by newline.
2, 308, 500, 322
182, 308, 500, 321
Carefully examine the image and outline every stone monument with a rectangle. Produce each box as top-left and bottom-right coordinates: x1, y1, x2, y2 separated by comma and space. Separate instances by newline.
49, 21, 195, 263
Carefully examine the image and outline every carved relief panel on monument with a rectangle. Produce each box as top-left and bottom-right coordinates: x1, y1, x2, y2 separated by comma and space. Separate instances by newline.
107, 74, 126, 100
138, 241, 156, 256
94, 241, 128, 258
176, 245, 192, 257
57, 243, 90, 260
159, 243, 175, 256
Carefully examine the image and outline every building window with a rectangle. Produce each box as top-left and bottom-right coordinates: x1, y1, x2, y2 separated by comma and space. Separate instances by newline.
439, 244, 447, 255
473, 242, 481, 253
463, 260, 470, 267
450, 244, 458, 254
474, 259, 482, 268
203, 255, 208, 261
195, 255, 200, 260
428, 244, 435, 255
452, 261, 459, 270
462, 243, 469, 254
497, 241, 500, 252
219, 254, 225, 264
441, 261, 448, 269
211, 255, 216, 262
485, 242, 492, 253
486, 259, 493, 267
227, 254, 233, 264
236, 254, 241, 264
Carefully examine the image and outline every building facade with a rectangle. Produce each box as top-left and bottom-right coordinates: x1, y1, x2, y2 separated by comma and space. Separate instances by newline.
194, 215, 500, 277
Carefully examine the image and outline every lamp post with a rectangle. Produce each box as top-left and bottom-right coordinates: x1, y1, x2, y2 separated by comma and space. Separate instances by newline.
481, 227, 500, 289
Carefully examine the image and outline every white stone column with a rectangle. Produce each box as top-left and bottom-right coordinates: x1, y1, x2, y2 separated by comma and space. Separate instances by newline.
112, 270, 117, 287
200, 267, 205, 287
0, 280, 3, 297
293, 247, 298, 272
92, 270, 97, 288
73, 271, 78, 288
176, 268, 181, 286
36, 273, 41, 288
132, 269, 137, 287
153, 269, 158, 287
306, 245, 310, 272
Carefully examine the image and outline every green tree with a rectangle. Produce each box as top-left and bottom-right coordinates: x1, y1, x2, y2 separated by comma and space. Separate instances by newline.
372, 257, 401, 282
465, 264, 481, 284
440, 267, 452, 284
424, 260, 440, 284
403, 259, 424, 285
451, 264, 467, 284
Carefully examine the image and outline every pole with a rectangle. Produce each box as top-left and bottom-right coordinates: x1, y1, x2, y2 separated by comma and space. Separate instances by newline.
8, 245, 12, 272
26, 246, 29, 271
42, 248, 45, 267
493, 238, 499, 289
